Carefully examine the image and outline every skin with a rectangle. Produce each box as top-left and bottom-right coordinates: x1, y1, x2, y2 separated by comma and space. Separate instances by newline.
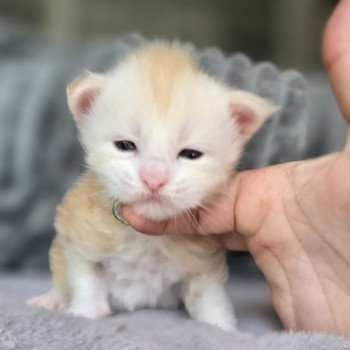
122, 0, 350, 337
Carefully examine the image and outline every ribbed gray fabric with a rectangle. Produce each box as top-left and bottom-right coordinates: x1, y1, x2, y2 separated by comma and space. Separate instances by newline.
196, 48, 309, 169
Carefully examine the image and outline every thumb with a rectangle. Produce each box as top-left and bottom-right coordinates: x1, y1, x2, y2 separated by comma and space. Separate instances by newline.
323, 0, 350, 142
121, 206, 198, 236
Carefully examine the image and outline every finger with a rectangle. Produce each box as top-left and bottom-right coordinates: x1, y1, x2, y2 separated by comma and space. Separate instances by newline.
121, 206, 168, 235
219, 231, 248, 251
122, 205, 248, 252
323, 0, 350, 131
121, 206, 197, 235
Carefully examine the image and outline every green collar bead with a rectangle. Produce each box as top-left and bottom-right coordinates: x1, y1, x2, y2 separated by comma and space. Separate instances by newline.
112, 199, 129, 226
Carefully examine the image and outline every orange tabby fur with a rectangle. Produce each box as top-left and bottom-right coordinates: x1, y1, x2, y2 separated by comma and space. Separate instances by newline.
125, 43, 200, 115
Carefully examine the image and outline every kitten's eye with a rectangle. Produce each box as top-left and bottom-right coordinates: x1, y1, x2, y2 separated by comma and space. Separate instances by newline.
114, 140, 137, 152
178, 149, 203, 160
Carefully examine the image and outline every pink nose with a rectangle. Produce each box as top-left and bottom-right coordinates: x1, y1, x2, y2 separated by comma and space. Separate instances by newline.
140, 160, 169, 193
142, 176, 167, 192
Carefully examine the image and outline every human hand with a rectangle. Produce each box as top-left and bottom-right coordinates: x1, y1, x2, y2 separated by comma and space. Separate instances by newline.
123, 0, 350, 336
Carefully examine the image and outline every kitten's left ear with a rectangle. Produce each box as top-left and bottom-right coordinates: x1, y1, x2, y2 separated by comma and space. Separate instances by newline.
67, 71, 106, 123
229, 90, 277, 143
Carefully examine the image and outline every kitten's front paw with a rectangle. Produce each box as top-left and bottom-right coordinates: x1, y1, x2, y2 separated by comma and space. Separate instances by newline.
188, 301, 236, 331
183, 276, 236, 332
204, 317, 236, 332
27, 293, 66, 313
68, 301, 111, 319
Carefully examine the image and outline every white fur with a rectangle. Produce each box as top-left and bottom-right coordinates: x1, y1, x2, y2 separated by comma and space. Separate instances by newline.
80, 63, 242, 221
103, 230, 183, 312
67, 226, 236, 329
181, 273, 236, 331
65, 249, 111, 318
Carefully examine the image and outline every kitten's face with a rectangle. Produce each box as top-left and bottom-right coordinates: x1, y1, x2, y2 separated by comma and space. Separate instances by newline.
68, 44, 274, 221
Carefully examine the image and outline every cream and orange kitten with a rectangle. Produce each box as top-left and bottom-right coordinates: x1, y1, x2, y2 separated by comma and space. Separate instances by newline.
28, 42, 275, 331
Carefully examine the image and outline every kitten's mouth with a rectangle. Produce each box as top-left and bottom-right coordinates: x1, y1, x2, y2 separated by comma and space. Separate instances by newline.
141, 193, 164, 203
137, 192, 175, 208
132, 193, 179, 221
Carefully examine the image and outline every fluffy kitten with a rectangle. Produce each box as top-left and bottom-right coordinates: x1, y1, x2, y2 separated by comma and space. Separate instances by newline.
28, 42, 275, 331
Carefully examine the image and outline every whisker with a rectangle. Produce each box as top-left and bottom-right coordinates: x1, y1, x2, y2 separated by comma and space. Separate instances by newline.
182, 208, 209, 235
182, 210, 196, 233
77, 135, 88, 156
174, 213, 179, 234
197, 200, 217, 211
196, 202, 232, 235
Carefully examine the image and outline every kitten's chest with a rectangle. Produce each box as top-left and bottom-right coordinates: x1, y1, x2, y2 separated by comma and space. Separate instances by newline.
102, 230, 183, 311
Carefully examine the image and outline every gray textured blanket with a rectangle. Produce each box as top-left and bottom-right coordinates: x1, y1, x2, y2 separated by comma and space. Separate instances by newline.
1, 273, 349, 350
0, 21, 349, 349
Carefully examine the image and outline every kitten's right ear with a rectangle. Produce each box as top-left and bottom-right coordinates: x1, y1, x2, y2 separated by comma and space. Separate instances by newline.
67, 72, 105, 123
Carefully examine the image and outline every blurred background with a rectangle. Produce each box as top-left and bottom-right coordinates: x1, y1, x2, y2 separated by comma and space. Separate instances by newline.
0, 0, 336, 71
0, 0, 343, 274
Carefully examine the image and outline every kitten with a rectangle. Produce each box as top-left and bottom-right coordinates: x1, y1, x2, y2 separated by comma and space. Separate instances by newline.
28, 42, 275, 331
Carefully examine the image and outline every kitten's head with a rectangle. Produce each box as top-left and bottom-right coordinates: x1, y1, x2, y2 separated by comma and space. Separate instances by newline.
67, 43, 275, 221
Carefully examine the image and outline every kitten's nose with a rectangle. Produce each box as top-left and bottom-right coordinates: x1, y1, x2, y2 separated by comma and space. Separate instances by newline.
140, 160, 169, 193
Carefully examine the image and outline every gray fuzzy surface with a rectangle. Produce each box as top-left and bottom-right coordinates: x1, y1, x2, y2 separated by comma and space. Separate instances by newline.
1, 273, 349, 350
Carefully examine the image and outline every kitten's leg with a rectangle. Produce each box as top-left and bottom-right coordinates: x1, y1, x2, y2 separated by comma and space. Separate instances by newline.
27, 236, 68, 312
65, 249, 111, 318
182, 273, 236, 331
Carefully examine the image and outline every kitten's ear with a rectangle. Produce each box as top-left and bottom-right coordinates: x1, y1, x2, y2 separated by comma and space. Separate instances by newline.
67, 72, 106, 123
229, 91, 277, 143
